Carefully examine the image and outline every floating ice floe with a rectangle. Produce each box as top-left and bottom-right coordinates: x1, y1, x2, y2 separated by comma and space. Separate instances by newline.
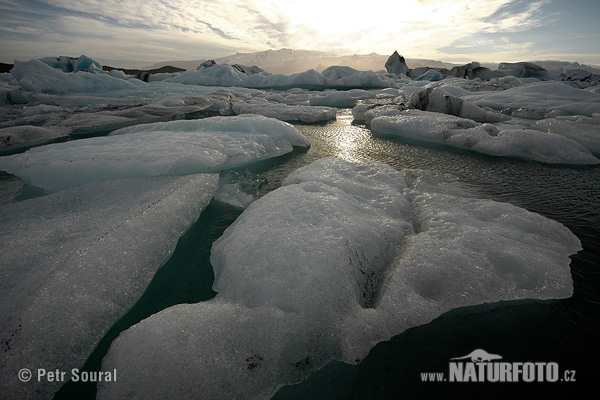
0, 125, 70, 147
10, 59, 136, 95
407, 87, 511, 123
231, 101, 337, 123
463, 81, 600, 116
98, 158, 579, 400
0, 174, 218, 400
532, 114, 600, 154
38, 55, 104, 74
0, 115, 310, 192
165, 64, 248, 86
370, 109, 599, 165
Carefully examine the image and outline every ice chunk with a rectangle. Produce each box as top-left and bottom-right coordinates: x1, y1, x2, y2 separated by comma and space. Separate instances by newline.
371, 109, 479, 144
11, 59, 135, 94
533, 115, 600, 154
0, 174, 218, 400
98, 159, 578, 400
0, 115, 310, 192
463, 81, 600, 116
165, 64, 247, 86
231, 102, 337, 123
214, 169, 268, 209
371, 110, 599, 164
309, 91, 358, 108
445, 62, 502, 80
341, 168, 579, 356
243, 69, 328, 90
414, 69, 444, 82
363, 105, 407, 125
498, 62, 547, 79
242, 69, 396, 90
385, 51, 409, 76
0, 125, 69, 147
211, 158, 413, 312
408, 87, 511, 123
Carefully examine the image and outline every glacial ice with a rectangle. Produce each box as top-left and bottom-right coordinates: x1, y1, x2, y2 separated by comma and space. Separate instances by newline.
407, 87, 511, 123
370, 109, 599, 164
0, 125, 69, 147
10, 59, 136, 94
0, 174, 219, 400
98, 158, 579, 400
463, 81, 600, 116
231, 101, 337, 123
0, 115, 310, 192
39, 55, 104, 73
532, 114, 600, 154
165, 64, 248, 86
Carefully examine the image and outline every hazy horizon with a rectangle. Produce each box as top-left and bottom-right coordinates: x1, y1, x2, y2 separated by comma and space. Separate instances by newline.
1, 0, 599, 68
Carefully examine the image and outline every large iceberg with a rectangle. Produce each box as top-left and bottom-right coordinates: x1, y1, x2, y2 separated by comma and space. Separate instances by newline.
98, 158, 578, 400
370, 109, 599, 165
0, 115, 310, 192
0, 174, 218, 400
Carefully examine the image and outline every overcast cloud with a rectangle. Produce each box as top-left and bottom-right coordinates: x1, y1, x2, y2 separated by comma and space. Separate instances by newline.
0, 0, 598, 67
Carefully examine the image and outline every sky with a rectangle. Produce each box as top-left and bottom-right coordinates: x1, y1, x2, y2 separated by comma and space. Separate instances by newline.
0, 0, 599, 68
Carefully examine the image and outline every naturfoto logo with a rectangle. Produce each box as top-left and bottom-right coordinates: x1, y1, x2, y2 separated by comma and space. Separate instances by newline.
420, 349, 576, 383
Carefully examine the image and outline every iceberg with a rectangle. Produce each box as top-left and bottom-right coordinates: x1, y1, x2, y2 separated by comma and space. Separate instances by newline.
0, 174, 218, 400
463, 81, 600, 116
407, 87, 511, 123
0, 115, 310, 192
532, 114, 600, 154
384, 51, 409, 76
165, 64, 248, 86
497, 62, 547, 79
98, 158, 578, 400
231, 102, 337, 123
10, 59, 135, 95
0, 125, 69, 147
370, 109, 599, 164
38, 55, 104, 74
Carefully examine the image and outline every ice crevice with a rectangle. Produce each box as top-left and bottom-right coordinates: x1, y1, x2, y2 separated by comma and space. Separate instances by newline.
98, 158, 579, 400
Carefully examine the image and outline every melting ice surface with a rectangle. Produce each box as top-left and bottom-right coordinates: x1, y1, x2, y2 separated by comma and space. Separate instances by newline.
0, 174, 218, 400
0, 115, 309, 192
98, 158, 579, 400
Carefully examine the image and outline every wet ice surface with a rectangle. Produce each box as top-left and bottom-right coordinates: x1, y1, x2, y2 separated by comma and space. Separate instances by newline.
0, 115, 309, 192
98, 159, 578, 400
0, 174, 218, 399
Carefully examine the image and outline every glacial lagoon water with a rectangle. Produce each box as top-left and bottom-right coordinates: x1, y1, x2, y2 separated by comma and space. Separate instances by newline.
3, 109, 599, 398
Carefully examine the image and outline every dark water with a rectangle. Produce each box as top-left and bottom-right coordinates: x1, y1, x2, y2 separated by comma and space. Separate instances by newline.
8, 109, 596, 398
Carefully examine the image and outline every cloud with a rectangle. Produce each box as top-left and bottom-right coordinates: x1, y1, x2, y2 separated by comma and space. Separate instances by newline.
0, 0, 598, 66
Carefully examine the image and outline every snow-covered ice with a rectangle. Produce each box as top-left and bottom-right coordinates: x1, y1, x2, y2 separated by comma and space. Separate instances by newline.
0, 115, 310, 192
0, 174, 218, 400
98, 158, 579, 400
370, 109, 599, 164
